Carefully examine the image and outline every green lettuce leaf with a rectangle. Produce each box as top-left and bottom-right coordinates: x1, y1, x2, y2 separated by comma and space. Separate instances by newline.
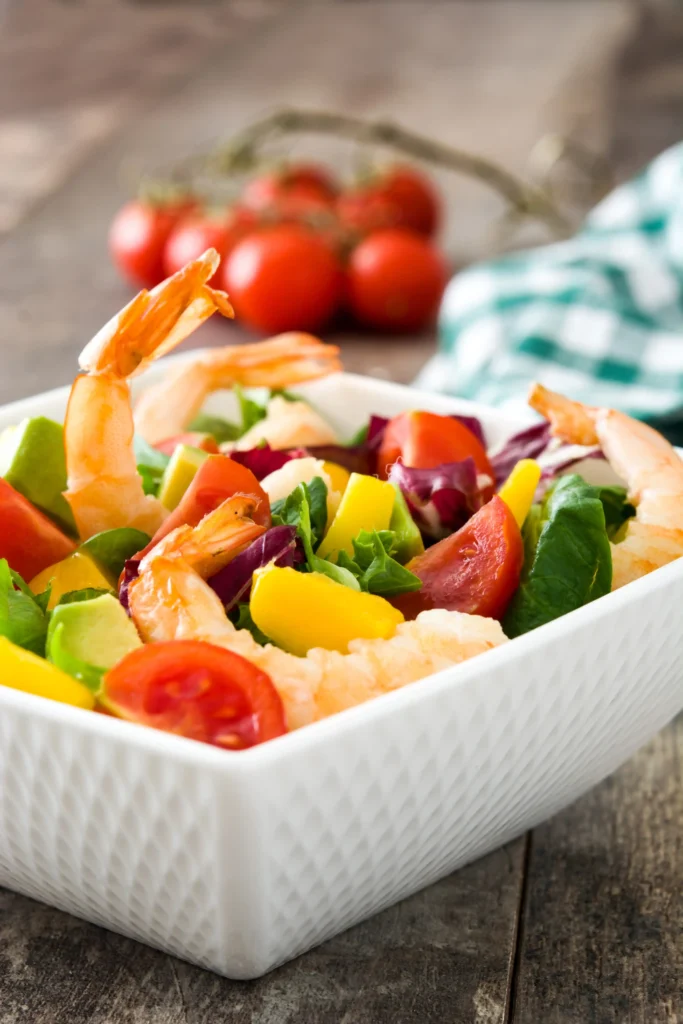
0, 560, 48, 655
503, 474, 612, 638
272, 480, 361, 590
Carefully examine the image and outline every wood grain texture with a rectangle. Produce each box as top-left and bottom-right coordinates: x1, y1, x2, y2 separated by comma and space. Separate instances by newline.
511, 715, 683, 1024
0, 842, 526, 1024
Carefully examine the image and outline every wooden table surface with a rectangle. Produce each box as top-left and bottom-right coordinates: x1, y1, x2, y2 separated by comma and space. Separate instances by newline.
0, 3, 681, 1021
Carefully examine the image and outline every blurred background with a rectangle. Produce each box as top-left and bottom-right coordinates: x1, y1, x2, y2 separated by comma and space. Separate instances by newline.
1, 0, 682, 405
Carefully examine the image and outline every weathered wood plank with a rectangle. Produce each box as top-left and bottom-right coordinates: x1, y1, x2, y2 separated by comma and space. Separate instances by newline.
510, 715, 683, 1024
0, 840, 525, 1024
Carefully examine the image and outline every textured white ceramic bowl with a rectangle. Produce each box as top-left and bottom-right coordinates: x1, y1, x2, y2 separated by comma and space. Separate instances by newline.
1, 364, 682, 980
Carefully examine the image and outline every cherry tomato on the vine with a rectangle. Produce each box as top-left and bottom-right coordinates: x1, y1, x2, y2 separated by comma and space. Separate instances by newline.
392, 496, 523, 622
224, 225, 343, 334
102, 640, 287, 749
109, 200, 193, 289
347, 229, 447, 332
337, 165, 440, 238
242, 163, 337, 212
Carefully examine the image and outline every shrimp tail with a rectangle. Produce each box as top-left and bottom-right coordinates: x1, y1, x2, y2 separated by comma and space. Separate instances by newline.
528, 383, 599, 446
79, 249, 234, 378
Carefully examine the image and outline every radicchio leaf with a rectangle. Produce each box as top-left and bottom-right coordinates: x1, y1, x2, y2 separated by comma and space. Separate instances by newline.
452, 414, 486, 447
490, 423, 552, 486
118, 558, 141, 613
388, 458, 487, 540
537, 446, 605, 496
208, 525, 302, 611
293, 415, 391, 476
228, 445, 293, 481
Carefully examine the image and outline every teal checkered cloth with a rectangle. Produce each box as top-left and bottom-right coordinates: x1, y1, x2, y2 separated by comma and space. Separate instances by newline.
416, 143, 683, 440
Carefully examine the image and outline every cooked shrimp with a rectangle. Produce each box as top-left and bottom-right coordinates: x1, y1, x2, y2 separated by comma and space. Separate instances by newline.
530, 383, 683, 589
134, 333, 342, 445
128, 507, 507, 731
65, 249, 234, 540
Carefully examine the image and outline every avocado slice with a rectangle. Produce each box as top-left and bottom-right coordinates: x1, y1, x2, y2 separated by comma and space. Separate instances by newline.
158, 444, 209, 511
389, 485, 424, 563
46, 593, 142, 691
0, 417, 76, 534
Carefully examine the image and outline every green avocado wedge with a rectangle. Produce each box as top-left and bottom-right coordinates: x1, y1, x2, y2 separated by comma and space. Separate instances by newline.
46, 593, 142, 693
0, 417, 76, 534
158, 444, 209, 511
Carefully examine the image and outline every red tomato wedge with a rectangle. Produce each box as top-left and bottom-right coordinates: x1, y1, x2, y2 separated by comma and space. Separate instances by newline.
140, 455, 270, 558
0, 479, 76, 579
102, 640, 286, 749
153, 433, 220, 456
377, 410, 494, 489
392, 496, 523, 622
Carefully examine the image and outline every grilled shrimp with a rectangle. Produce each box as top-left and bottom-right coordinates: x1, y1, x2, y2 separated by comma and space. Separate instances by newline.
64, 249, 233, 540
134, 333, 342, 445
530, 383, 683, 589
128, 504, 506, 730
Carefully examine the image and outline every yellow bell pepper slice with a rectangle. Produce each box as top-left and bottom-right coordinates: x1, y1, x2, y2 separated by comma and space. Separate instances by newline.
29, 552, 112, 610
498, 458, 542, 527
317, 472, 396, 558
321, 461, 351, 499
250, 565, 404, 656
0, 636, 95, 709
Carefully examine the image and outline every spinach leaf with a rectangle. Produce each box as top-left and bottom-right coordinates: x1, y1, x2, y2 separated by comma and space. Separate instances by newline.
503, 474, 612, 639
594, 485, 636, 540
0, 560, 48, 655
229, 603, 271, 646
187, 412, 241, 444
80, 528, 150, 583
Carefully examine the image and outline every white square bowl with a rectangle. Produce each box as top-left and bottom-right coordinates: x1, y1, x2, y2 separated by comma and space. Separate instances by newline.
1, 365, 682, 980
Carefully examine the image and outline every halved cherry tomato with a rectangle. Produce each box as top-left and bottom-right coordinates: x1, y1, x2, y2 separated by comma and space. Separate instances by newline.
392, 496, 523, 621
0, 479, 76, 580
242, 163, 337, 211
377, 410, 494, 489
153, 433, 220, 457
139, 455, 270, 558
108, 199, 193, 289
102, 640, 286, 749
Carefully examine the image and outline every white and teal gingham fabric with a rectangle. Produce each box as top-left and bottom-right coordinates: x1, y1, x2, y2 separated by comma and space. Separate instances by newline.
416, 143, 683, 437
